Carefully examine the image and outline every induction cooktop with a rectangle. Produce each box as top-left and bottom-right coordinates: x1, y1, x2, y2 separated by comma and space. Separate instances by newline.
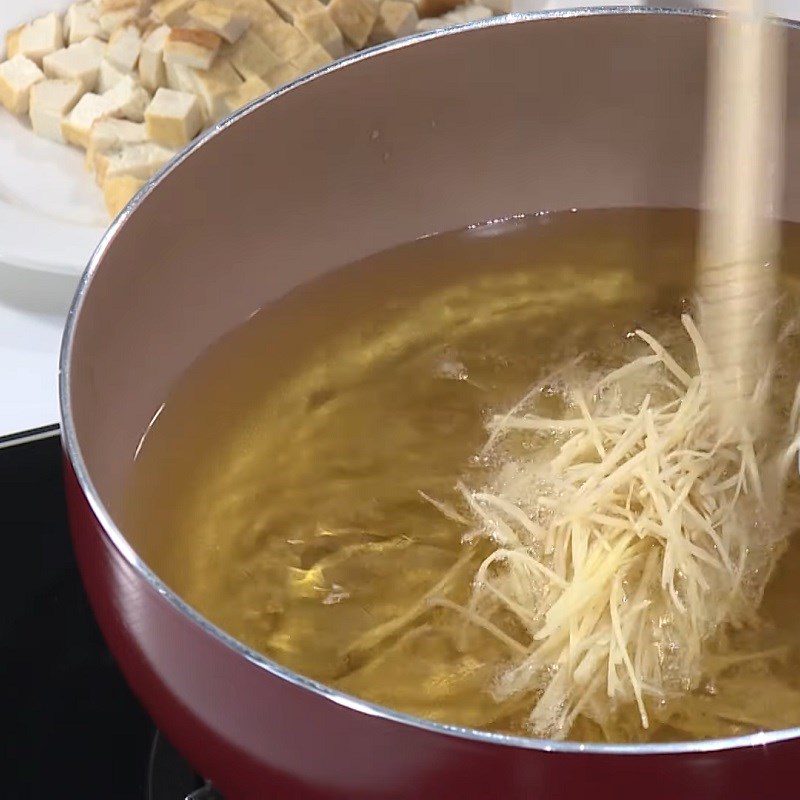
1, 428, 223, 800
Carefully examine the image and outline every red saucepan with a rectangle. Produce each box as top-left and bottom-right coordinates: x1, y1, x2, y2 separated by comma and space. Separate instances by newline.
60, 8, 800, 799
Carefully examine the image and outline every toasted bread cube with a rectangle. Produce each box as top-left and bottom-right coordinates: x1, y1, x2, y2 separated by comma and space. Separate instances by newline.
6, 26, 23, 59
62, 91, 116, 146
100, 141, 175, 182
328, 0, 377, 48
95, 143, 145, 182
290, 42, 331, 72
99, 57, 130, 91
414, 0, 463, 18
78, 36, 108, 59
99, 7, 139, 35
103, 173, 145, 217
43, 37, 105, 91
268, 0, 324, 23
18, 13, 64, 66
163, 28, 221, 70
89, 116, 148, 148
29, 78, 83, 140
145, 86, 202, 146
87, 117, 149, 171
466, 5, 493, 19
227, 29, 281, 79
107, 26, 141, 71
434, 5, 478, 25
192, 57, 241, 121
189, 1, 250, 43
139, 24, 170, 90
0, 54, 45, 115
295, 9, 345, 58
103, 74, 150, 120
263, 59, 300, 87
256, 21, 309, 61
65, 3, 103, 44
223, 0, 280, 26
224, 73, 268, 112
164, 60, 196, 94
369, 0, 417, 43
164, 60, 213, 125
444, 4, 491, 22
151, 0, 194, 24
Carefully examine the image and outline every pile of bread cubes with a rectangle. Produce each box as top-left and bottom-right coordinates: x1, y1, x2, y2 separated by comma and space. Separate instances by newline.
0, 0, 507, 218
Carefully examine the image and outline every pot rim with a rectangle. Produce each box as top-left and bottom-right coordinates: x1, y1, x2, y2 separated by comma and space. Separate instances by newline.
59, 5, 800, 757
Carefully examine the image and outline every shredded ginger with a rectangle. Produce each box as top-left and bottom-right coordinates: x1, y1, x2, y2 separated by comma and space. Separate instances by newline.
441, 314, 800, 740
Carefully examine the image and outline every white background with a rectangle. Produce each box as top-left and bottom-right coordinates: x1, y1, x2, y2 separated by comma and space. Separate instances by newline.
1, 0, 798, 437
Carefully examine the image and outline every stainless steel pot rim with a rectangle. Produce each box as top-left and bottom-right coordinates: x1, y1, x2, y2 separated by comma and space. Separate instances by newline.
59, 5, 800, 757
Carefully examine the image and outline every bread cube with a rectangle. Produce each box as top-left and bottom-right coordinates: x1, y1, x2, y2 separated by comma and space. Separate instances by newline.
164, 60, 196, 93
227, 29, 281, 79
269, 0, 324, 23
224, 73, 268, 112
106, 26, 142, 72
100, 141, 175, 181
43, 37, 106, 92
5, 26, 23, 59
290, 42, 331, 72
65, 3, 103, 45
224, 0, 280, 26
145, 86, 202, 146
0, 54, 45, 115
414, 0, 463, 19
414, 17, 438, 31
263, 59, 301, 87
62, 92, 116, 146
192, 57, 241, 121
163, 28, 221, 70
103, 74, 150, 120
369, 0, 417, 43
103, 173, 145, 217
445, 4, 491, 22
256, 21, 309, 61
87, 117, 149, 171
99, 7, 139, 35
79, 36, 108, 59
99, 57, 129, 91
327, 0, 378, 48
151, 0, 195, 25
189, 1, 250, 43
29, 78, 83, 140
139, 24, 170, 90
18, 13, 64, 66
295, 9, 345, 58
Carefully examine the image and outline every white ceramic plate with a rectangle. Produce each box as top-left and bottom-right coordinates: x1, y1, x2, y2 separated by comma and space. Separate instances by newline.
0, 0, 660, 277
0, 0, 573, 276
0, 0, 107, 276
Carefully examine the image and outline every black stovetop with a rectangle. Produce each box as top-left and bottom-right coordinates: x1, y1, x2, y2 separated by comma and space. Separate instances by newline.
0, 429, 216, 800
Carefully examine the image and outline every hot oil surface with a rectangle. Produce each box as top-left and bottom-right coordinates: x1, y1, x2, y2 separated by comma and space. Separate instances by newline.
122, 209, 800, 742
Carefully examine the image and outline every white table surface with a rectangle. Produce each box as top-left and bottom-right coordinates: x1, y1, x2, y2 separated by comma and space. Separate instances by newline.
0, 0, 797, 439
0, 263, 75, 438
